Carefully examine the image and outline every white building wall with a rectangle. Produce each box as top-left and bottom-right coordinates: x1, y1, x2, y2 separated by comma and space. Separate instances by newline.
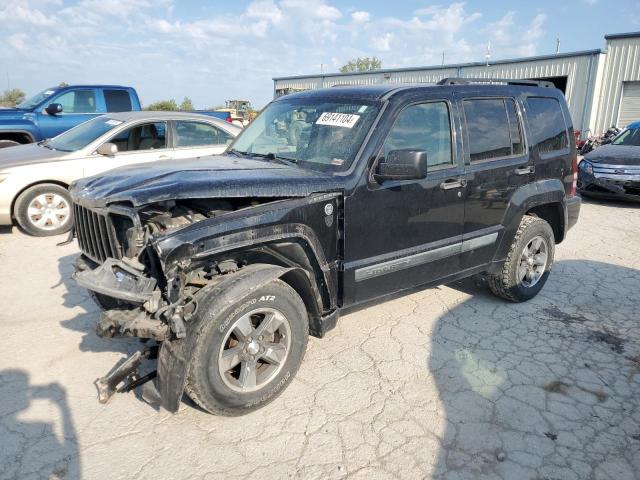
458, 55, 599, 133
592, 35, 640, 133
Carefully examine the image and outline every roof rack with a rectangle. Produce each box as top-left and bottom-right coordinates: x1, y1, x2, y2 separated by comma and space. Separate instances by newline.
436, 77, 556, 88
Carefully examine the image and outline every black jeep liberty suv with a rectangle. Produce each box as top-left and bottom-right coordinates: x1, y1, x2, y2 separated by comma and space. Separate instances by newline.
70, 78, 581, 415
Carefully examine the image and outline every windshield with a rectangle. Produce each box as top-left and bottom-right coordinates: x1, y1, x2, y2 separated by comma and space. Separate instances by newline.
612, 128, 640, 146
17, 88, 59, 110
230, 97, 381, 172
47, 117, 124, 152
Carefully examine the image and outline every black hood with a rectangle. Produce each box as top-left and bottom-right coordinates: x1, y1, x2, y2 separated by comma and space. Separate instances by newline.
71, 155, 343, 208
584, 144, 640, 166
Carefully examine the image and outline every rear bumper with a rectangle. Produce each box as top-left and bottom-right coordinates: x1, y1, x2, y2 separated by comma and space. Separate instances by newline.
566, 196, 581, 231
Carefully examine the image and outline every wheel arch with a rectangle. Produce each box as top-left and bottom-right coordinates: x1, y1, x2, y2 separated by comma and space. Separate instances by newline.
491, 179, 567, 269
0, 130, 36, 144
157, 263, 310, 413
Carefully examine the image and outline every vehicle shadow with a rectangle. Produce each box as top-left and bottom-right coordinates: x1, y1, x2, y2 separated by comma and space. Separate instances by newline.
430, 259, 640, 479
56, 252, 139, 356
0, 369, 81, 479
579, 194, 640, 209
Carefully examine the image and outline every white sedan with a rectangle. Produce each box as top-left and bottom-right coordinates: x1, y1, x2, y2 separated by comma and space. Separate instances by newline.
0, 111, 241, 236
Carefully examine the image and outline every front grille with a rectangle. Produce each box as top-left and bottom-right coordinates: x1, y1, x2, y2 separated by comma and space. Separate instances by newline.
74, 204, 121, 263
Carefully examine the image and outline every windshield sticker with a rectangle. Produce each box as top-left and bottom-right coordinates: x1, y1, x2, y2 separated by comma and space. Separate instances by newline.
357, 105, 368, 113
316, 112, 360, 128
105, 119, 123, 126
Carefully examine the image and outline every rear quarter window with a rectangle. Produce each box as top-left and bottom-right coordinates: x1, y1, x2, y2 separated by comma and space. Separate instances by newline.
463, 98, 524, 162
525, 97, 569, 154
104, 90, 132, 112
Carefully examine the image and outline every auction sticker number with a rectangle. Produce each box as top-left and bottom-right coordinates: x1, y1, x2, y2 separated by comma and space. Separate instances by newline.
316, 112, 360, 128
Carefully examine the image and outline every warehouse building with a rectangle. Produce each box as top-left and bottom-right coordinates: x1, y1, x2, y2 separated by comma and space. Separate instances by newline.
273, 31, 640, 137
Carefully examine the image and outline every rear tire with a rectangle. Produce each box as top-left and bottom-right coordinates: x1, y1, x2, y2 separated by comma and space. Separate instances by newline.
488, 215, 555, 302
14, 183, 73, 236
185, 279, 309, 415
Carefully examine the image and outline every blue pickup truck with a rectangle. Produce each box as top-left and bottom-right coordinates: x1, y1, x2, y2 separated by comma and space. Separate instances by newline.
0, 85, 141, 148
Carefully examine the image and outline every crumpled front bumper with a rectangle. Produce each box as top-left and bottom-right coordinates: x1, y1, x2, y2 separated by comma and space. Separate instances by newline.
73, 255, 156, 304
578, 169, 640, 202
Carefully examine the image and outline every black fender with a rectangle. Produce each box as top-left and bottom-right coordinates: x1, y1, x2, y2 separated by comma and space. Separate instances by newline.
157, 263, 300, 413
491, 179, 567, 267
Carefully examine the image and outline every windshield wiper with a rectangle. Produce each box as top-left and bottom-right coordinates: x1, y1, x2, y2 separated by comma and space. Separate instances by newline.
227, 148, 248, 157
249, 152, 298, 166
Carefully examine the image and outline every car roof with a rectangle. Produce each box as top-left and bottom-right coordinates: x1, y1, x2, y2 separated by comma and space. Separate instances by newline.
103, 111, 239, 125
279, 83, 561, 102
626, 120, 640, 129
48, 85, 132, 90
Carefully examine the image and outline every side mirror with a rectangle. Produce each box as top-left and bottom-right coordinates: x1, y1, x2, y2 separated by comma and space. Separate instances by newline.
96, 142, 118, 156
45, 103, 63, 115
375, 149, 428, 182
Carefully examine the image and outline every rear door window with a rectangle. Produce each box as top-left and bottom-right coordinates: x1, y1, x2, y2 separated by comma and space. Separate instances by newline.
54, 89, 97, 113
525, 97, 569, 153
175, 121, 233, 147
104, 90, 132, 112
108, 122, 167, 152
463, 98, 524, 162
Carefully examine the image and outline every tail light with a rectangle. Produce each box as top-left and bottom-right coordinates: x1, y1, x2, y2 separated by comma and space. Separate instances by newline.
225, 116, 233, 123
570, 155, 578, 196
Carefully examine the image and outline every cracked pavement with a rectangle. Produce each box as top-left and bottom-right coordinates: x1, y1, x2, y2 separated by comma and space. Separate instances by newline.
0, 197, 639, 480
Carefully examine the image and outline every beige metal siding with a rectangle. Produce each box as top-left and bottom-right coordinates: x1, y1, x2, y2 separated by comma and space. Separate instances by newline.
618, 81, 640, 127
274, 53, 600, 133
593, 37, 640, 133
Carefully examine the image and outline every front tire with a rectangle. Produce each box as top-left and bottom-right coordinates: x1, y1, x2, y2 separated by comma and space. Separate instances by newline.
0, 140, 21, 149
14, 183, 73, 236
185, 279, 309, 415
488, 215, 555, 302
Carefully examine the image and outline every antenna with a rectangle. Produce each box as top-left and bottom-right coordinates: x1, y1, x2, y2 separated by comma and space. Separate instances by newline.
485, 41, 491, 67
320, 63, 324, 74
442, 51, 445, 66
556, 38, 560, 54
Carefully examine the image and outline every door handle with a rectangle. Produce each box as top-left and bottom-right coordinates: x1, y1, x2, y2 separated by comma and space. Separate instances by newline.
440, 178, 466, 190
515, 165, 535, 175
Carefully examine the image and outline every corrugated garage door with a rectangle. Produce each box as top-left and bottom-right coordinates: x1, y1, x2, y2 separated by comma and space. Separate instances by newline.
618, 81, 640, 128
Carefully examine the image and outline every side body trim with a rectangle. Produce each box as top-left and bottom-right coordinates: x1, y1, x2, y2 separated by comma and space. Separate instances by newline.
354, 231, 498, 282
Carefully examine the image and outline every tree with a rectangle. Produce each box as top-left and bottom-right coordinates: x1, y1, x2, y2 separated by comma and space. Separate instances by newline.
339, 57, 382, 73
179, 97, 194, 111
0, 88, 26, 107
145, 99, 178, 111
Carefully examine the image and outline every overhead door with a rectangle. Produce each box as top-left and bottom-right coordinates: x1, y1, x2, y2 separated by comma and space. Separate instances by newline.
618, 81, 640, 128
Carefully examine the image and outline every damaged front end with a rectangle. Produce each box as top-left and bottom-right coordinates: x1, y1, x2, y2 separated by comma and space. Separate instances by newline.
69, 192, 339, 412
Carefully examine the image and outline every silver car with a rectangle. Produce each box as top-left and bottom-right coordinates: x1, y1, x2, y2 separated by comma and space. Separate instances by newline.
0, 111, 241, 236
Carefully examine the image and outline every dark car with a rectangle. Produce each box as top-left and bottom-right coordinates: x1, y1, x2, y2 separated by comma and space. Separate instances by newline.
68, 78, 581, 415
578, 121, 640, 201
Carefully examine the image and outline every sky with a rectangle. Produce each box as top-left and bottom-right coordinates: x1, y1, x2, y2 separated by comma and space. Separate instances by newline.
0, 0, 637, 109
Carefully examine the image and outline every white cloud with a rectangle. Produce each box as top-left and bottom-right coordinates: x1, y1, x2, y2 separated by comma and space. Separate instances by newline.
351, 10, 370, 23
246, 0, 283, 24
0, 1, 54, 25
0, 1, 553, 108
371, 33, 394, 52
